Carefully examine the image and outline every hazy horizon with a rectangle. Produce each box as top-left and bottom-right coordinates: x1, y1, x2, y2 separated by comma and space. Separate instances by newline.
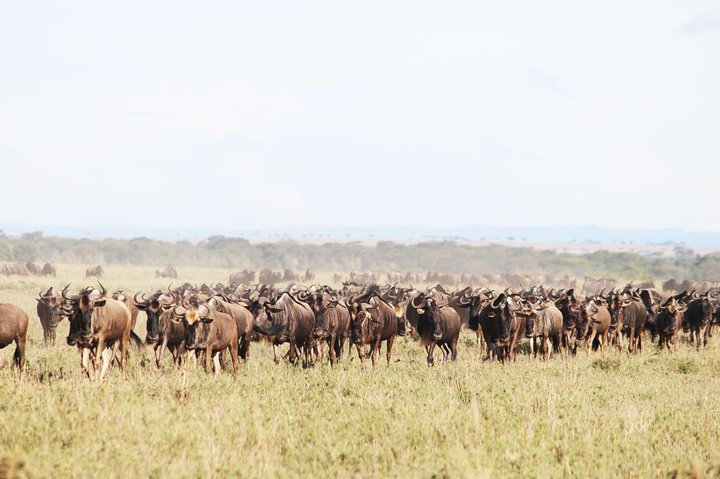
2, 1, 719, 232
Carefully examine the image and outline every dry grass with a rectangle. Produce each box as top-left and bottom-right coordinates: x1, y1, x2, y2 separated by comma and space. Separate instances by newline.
1, 265, 719, 478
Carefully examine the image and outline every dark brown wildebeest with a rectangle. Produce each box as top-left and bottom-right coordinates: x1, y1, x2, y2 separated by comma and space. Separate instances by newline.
463, 288, 495, 355
308, 290, 350, 367
41, 262, 57, 277
656, 297, 686, 353
207, 295, 254, 362
0, 303, 29, 370
85, 265, 104, 278
683, 291, 717, 350
155, 265, 178, 278
524, 300, 564, 360
347, 291, 400, 367
36, 286, 64, 345
253, 292, 315, 366
482, 293, 526, 364
576, 299, 611, 357
410, 292, 461, 365
63, 284, 132, 380
175, 303, 239, 375
304, 269, 315, 282
618, 292, 649, 354
282, 269, 299, 282
554, 289, 583, 354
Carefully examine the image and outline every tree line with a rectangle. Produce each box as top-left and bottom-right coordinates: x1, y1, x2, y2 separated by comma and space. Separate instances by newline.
0, 231, 718, 280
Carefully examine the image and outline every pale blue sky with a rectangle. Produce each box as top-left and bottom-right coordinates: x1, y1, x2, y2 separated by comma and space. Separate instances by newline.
2, 1, 719, 232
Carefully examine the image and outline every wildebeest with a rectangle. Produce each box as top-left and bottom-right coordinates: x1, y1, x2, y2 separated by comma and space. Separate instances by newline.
524, 300, 564, 360
3, 263, 29, 276
347, 290, 400, 367
0, 303, 29, 370
656, 297, 686, 353
155, 265, 178, 278
135, 292, 187, 368
619, 294, 649, 354
258, 269, 283, 284
683, 292, 716, 350
308, 290, 350, 367
207, 295, 254, 362
36, 286, 64, 345
576, 299, 611, 357
176, 303, 239, 375
482, 293, 527, 363
253, 292, 315, 366
229, 269, 256, 284
25, 262, 42, 275
410, 292, 461, 365
85, 265, 104, 278
41, 262, 57, 277
63, 284, 132, 380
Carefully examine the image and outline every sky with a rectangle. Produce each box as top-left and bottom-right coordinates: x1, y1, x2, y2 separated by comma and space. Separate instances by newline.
1, 1, 720, 233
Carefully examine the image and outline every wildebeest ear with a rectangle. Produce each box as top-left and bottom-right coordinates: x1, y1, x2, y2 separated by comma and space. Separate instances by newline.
94, 300, 107, 307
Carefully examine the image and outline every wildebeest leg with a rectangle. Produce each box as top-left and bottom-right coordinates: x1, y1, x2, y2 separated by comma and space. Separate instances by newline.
427, 342, 436, 366
80, 347, 91, 379
450, 337, 458, 361
585, 330, 597, 357
543, 336, 551, 361
229, 342, 239, 375
272, 344, 282, 364
371, 336, 382, 367
157, 339, 168, 368
13, 335, 26, 371
98, 346, 114, 381
93, 338, 107, 381
385, 335, 395, 364
212, 352, 221, 377
205, 346, 213, 374
50, 327, 57, 346
328, 334, 337, 367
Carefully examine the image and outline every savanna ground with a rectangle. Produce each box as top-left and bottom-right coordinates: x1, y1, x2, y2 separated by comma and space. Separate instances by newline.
1, 265, 720, 478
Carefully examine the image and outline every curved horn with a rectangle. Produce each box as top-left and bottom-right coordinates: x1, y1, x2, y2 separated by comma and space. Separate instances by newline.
411, 294, 425, 309
97, 281, 107, 296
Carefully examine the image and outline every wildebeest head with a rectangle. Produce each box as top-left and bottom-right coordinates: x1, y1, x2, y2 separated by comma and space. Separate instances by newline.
412, 293, 446, 340
657, 298, 686, 336
309, 291, 339, 339
135, 292, 172, 344
175, 303, 213, 350
62, 283, 108, 346
348, 301, 379, 345
36, 286, 63, 329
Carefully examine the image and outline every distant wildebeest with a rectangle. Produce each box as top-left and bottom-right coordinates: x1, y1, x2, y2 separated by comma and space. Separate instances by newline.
259, 269, 283, 284
155, 265, 178, 279
63, 284, 132, 380
41, 262, 57, 277
0, 302, 29, 370
4, 263, 29, 276
85, 265, 104, 278
304, 269, 315, 282
283, 269, 299, 282
25, 262, 42, 275
36, 286, 64, 346
229, 269, 256, 284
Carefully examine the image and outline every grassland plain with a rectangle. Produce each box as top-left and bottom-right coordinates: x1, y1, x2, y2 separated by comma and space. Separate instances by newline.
1, 265, 720, 478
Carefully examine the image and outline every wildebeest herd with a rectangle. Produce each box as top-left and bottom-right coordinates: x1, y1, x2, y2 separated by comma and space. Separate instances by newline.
1, 275, 719, 378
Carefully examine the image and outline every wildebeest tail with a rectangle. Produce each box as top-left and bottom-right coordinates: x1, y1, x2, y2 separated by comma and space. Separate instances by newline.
130, 331, 144, 349
253, 323, 285, 337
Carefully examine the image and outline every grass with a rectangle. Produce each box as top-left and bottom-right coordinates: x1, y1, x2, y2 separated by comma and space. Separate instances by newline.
1, 265, 720, 478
